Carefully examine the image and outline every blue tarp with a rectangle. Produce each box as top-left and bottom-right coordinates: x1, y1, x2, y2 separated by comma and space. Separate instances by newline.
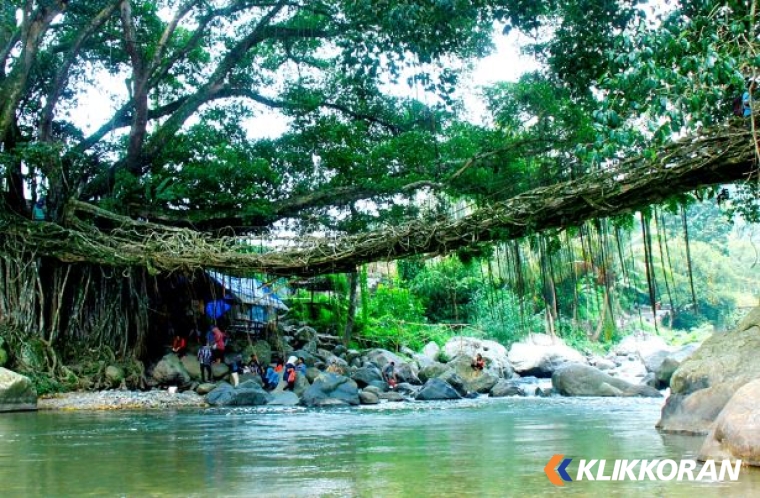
205, 299, 231, 319
206, 271, 288, 311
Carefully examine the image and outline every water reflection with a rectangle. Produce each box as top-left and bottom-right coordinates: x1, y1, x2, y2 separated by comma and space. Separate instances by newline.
1, 397, 758, 497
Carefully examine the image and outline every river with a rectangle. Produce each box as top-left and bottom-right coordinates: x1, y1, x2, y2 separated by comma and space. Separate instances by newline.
1, 396, 758, 497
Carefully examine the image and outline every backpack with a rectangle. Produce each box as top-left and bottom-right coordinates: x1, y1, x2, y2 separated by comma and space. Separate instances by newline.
733, 95, 744, 116
287, 368, 296, 383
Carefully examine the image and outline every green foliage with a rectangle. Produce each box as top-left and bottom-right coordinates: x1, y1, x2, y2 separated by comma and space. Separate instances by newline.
25, 372, 67, 397
555, 318, 609, 354
287, 290, 348, 336
0, 335, 7, 368
354, 282, 456, 352
471, 287, 542, 346
435, 350, 451, 363
409, 256, 484, 323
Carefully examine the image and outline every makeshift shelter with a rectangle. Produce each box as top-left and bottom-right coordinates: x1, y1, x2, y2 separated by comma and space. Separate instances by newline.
205, 271, 289, 334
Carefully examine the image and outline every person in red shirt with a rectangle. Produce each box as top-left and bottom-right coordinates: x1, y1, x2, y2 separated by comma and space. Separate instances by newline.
471, 353, 485, 373
171, 334, 187, 358
212, 326, 226, 363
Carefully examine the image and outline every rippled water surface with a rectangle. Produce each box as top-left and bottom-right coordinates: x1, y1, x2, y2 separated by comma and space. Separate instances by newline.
1, 397, 759, 497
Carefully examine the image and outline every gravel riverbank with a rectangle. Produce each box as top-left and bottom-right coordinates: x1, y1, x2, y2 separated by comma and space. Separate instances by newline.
38, 389, 208, 410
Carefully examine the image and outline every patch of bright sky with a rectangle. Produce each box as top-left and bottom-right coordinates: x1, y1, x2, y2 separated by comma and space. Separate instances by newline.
224, 25, 543, 139
461, 28, 543, 124
74, 24, 540, 141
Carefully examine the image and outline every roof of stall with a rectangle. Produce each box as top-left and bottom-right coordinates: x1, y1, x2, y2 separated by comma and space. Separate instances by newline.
206, 271, 288, 311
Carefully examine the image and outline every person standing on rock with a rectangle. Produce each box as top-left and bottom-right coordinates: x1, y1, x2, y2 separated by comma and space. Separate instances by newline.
383, 361, 397, 389
211, 326, 226, 363
229, 354, 242, 387
198, 343, 213, 383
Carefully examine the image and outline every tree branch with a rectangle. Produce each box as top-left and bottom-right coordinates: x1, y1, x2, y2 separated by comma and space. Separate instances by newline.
3, 124, 751, 276
124, 180, 443, 231
40, 0, 121, 142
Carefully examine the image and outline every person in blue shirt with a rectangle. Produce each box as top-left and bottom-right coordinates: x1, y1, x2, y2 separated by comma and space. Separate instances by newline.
296, 357, 307, 376
743, 80, 757, 117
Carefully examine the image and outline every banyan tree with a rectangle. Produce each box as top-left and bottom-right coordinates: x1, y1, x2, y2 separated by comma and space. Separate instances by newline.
1, 0, 759, 386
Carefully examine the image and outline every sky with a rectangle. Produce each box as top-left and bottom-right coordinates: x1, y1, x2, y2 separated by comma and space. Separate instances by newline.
75, 25, 540, 141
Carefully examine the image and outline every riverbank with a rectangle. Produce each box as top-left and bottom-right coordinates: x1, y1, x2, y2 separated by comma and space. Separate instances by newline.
38, 389, 207, 410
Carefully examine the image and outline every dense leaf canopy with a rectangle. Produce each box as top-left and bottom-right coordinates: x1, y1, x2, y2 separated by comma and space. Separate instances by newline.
1, 0, 758, 273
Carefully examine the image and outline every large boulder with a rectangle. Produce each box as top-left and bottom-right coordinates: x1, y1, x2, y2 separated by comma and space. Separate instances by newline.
699, 379, 760, 466
422, 342, 440, 361
293, 326, 318, 352
418, 362, 451, 383
507, 334, 586, 377
443, 337, 513, 378
105, 365, 125, 387
351, 365, 384, 387
364, 349, 405, 368
653, 344, 699, 389
364, 349, 420, 384
293, 374, 310, 397
152, 354, 191, 386
359, 391, 380, 405
415, 378, 462, 401
552, 363, 662, 397
208, 361, 229, 380
0, 368, 37, 412
380, 391, 406, 402
305, 367, 321, 383
490, 379, 526, 397
411, 353, 435, 370
346, 349, 362, 364
245, 340, 273, 366
437, 370, 469, 397
300, 372, 360, 407
196, 383, 217, 395
656, 383, 743, 435
393, 382, 419, 396
268, 391, 300, 406
658, 312, 760, 434
206, 381, 273, 406
180, 356, 201, 380
448, 356, 499, 393
394, 362, 421, 385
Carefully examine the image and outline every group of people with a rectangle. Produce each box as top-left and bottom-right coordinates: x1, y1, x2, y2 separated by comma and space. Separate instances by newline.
194, 326, 228, 383
179, 327, 490, 390
381, 353, 485, 391
243, 354, 307, 391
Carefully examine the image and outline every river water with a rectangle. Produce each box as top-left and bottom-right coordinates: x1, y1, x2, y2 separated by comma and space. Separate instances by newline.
1, 396, 758, 497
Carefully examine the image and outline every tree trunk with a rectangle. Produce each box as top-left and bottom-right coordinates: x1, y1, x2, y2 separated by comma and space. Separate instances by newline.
344, 269, 358, 346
